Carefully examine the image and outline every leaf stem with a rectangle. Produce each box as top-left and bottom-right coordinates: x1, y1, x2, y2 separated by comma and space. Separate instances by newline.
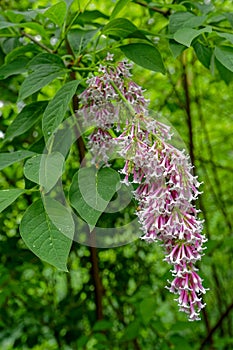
25, 188, 40, 194
211, 25, 233, 33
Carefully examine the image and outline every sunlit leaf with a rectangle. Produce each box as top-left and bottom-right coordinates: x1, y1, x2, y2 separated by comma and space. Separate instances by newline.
102, 18, 137, 38
44, 1, 67, 27
169, 12, 206, 33
110, 0, 131, 19
42, 80, 80, 142
120, 43, 165, 73
173, 26, 211, 47
67, 28, 99, 54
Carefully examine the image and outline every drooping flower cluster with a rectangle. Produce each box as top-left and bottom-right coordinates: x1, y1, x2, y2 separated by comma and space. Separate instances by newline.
79, 57, 148, 165
78, 56, 207, 321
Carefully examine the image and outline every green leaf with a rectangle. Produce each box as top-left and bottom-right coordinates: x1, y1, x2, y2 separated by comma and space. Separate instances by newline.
24, 152, 65, 192
42, 80, 79, 142
139, 297, 157, 324
217, 32, 233, 45
51, 123, 76, 157
215, 58, 233, 84
169, 40, 185, 58
0, 189, 25, 213
18, 53, 66, 100
44, 1, 67, 27
169, 335, 193, 350
195, 2, 214, 15
121, 321, 140, 341
110, 0, 131, 19
120, 43, 165, 73
17, 10, 39, 21
77, 10, 108, 23
161, 3, 186, 11
214, 46, 233, 72
0, 21, 18, 30
169, 12, 206, 33
43, 197, 74, 239
19, 65, 67, 100
29, 137, 46, 154
23, 154, 46, 185
0, 56, 30, 79
0, 150, 34, 171
224, 12, 233, 28
102, 18, 137, 38
69, 167, 120, 228
5, 44, 40, 64
77, 336, 89, 348
4, 10, 25, 23
1, 37, 19, 55
173, 26, 212, 47
0, 21, 48, 38
20, 198, 73, 271
20, 22, 48, 39
93, 320, 114, 331
28, 53, 64, 69
193, 41, 212, 68
170, 321, 193, 332
67, 28, 99, 55
4, 101, 48, 142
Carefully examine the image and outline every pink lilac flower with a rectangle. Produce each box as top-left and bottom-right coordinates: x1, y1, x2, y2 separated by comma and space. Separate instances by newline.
87, 128, 115, 166
79, 60, 148, 127
78, 56, 207, 321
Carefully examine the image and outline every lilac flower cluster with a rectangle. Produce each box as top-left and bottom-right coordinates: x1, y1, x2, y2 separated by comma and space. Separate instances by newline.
79, 57, 148, 165
79, 57, 207, 321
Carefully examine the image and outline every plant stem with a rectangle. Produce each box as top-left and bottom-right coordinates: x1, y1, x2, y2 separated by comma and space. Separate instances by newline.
71, 67, 96, 71
66, 39, 104, 321
110, 80, 135, 116
21, 31, 53, 54
90, 244, 104, 320
133, 0, 170, 17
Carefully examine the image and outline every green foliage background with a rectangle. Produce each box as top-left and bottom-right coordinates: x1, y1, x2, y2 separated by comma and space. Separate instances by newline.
0, 0, 233, 349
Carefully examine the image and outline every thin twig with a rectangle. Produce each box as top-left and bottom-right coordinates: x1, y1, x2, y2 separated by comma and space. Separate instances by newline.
133, 0, 170, 17
21, 31, 53, 53
193, 68, 232, 231
196, 157, 233, 172
90, 245, 104, 320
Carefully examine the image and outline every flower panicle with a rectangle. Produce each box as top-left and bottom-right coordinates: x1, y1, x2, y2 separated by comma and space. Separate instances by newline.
78, 54, 207, 321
